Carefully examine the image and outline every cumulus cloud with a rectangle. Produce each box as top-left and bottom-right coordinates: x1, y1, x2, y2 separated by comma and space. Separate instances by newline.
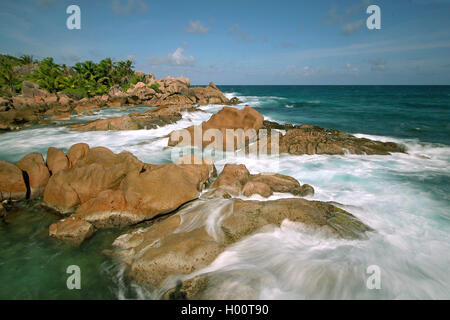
228, 24, 254, 43
112, 0, 148, 15
369, 58, 387, 71
147, 48, 195, 66
184, 20, 210, 34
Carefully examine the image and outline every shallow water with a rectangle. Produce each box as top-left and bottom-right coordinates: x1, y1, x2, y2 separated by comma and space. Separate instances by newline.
0, 86, 449, 299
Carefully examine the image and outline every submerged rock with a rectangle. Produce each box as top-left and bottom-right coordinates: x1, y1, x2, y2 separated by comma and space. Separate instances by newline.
111, 197, 372, 294
49, 217, 95, 246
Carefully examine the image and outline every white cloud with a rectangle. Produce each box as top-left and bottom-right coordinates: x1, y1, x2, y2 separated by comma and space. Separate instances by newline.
147, 48, 195, 66
184, 20, 210, 34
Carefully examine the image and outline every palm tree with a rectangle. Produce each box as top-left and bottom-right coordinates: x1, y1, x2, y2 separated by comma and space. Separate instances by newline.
0, 60, 20, 95
19, 55, 35, 65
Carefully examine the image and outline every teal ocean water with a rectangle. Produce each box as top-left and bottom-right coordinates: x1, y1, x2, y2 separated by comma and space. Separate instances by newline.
0, 86, 449, 299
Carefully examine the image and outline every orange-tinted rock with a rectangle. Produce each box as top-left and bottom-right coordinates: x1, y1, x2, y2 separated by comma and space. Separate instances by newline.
49, 217, 95, 245
0, 161, 27, 201
16, 153, 50, 198
242, 181, 273, 198
66, 143, 90, 168
46, 147, 69, 175
168, 106, 264, 150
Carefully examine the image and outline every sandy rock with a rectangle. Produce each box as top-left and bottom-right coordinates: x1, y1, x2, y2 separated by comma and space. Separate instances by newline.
66, 143, 90, 168
16, 153, 50, 198
51, 112, 71, 121
0, 161, 28, 201
46, 147, 69, 175
242, 181, 273, 198
49, 217, 95, 246
168, 106, 264, 150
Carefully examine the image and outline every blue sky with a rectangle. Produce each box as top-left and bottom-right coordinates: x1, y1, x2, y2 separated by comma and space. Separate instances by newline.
1, 0, 450, 84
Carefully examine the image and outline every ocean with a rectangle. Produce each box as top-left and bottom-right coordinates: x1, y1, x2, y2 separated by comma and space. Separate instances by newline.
0, 85, 449, 299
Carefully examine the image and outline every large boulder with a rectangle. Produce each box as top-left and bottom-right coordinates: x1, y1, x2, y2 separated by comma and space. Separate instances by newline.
168, 106, 264, 150
185, 82, 229, 105
16, 153, 50, 198
0, 161, 28, 201
74, 161, 215, 228
111, 197, 372, 293
46, 147, 69, 175
43, 147, 143, 214
66, 143, 90, 168
208, 164, 314, 198
49, 217, 95, 246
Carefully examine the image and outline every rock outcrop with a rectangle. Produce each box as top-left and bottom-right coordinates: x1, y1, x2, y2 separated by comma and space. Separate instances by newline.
111, 197, 372, 293
39, 143, 217, 227
167, 107, 405, 155
168, 106, 264, 150
0, 77, 239, 133
16, 152, 50, 198
263, 121, 406, 155
0, 160, 28, 201
46, 147, 69, 175
49, 217, 95, 246
70, 104, 197, 132
206, 163, 314, 198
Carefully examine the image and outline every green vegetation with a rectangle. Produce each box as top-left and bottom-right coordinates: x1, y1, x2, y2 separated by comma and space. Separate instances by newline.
0, 54, 144, 98
148, 83, 161, 93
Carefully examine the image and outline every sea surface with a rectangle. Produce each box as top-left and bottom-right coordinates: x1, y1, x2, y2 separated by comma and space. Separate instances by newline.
0, 85, 449, 299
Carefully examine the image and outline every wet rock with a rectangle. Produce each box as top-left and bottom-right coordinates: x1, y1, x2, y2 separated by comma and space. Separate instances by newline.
242, 181, 273, 198
278, 125, 405, 155
209, 164, 314, 198
112, 197, 372, 293
0, 161, 28, 201
49, 217, 95, 246
16, 153, 50, 198
46, 147, 69, 175
50, 112, 71, 121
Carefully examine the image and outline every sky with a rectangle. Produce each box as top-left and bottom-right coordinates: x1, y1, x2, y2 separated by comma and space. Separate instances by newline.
1, 0, 450, 85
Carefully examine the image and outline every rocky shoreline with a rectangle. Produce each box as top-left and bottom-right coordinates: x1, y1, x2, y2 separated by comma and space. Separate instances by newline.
0, 76, 410, 299
0, 75, 239, 132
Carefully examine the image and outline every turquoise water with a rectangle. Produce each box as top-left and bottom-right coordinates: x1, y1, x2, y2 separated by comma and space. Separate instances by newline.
0, 86, 449, 299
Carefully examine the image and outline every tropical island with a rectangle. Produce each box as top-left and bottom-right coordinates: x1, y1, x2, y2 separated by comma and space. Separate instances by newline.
0, 53, 412, 299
